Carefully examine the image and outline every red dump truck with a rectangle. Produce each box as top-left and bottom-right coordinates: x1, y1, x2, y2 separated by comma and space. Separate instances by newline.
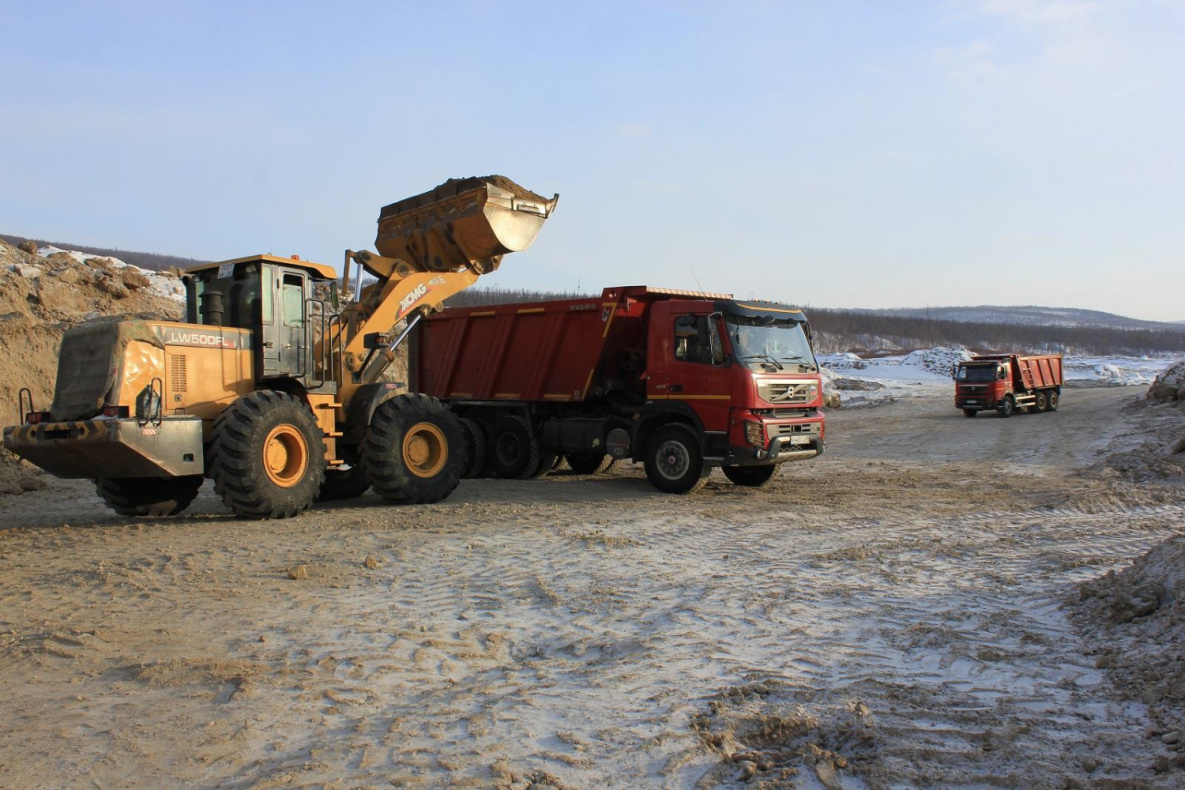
954, 353, 1064, 418
411, 286, 826, 493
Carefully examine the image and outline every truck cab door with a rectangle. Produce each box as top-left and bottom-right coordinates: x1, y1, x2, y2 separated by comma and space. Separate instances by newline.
647, 303, 731, 432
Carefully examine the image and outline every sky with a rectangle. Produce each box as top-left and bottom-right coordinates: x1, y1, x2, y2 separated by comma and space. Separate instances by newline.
1, 1, 1183, 321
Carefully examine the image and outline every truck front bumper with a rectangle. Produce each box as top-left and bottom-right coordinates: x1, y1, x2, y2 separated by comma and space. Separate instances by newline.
723, 418, 824, 466
3, 417, 205, 479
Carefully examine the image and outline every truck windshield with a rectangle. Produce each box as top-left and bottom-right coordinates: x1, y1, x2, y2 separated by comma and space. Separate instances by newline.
957, 365, 998, 382
727, 317, 816, 371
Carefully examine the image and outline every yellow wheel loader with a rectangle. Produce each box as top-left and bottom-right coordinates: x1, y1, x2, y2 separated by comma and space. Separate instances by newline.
3, 176, 558, 519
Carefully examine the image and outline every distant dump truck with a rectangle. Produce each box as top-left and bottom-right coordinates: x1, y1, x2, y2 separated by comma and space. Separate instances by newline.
954, 353, 1063, 418
413, 287, 825, 493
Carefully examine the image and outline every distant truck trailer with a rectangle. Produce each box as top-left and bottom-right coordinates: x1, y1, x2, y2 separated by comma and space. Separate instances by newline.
412, 286, 826, 493
954, 353, 1063, 418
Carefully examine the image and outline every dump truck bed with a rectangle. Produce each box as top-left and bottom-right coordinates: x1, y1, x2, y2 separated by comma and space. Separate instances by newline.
971, 354, 1064, 389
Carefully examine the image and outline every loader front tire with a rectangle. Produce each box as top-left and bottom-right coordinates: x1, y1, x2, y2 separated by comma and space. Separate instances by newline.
209, 390, 327, 519
95, 475, 204, 518
363, 394, 464, 504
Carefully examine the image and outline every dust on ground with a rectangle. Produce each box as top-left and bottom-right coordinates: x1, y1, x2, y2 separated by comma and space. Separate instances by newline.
1, 386, 1184, 788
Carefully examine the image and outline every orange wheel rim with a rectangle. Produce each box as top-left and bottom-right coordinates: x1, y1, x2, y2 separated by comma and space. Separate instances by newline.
402, 422, 447, 478
263, 425, 308, 488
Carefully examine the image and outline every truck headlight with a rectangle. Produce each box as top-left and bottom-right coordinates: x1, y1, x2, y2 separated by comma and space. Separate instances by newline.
745, 420, 765, 448
809, 384, 818, 398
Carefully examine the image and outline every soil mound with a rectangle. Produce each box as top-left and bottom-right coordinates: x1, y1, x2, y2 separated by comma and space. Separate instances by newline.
1072, 537, 1185, 734
0, 238, 184, 487
1148, 360, 1185, 404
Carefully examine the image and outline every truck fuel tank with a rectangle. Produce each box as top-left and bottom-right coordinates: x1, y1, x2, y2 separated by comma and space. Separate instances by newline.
375, 175, 559, 274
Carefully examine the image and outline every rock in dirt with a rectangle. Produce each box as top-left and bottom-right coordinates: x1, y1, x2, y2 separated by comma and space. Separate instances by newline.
288, 564, 309, 581
16, 240, 37, 255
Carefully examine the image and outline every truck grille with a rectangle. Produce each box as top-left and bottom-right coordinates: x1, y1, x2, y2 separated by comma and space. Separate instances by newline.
758, 380, 815, 405
771, 422, 820, 438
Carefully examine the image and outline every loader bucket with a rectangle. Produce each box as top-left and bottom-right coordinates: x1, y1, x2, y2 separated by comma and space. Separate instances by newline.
375, 175, 559, 273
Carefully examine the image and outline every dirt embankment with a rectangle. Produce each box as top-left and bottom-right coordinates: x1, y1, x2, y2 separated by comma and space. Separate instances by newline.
0, 239, 183, 490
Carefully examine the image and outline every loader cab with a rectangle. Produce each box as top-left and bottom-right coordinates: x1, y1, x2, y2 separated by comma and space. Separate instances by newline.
183, 255, 339, 387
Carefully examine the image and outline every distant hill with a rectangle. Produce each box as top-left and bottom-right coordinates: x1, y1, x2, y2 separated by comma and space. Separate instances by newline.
861, 305, 1184, 333
0, 233, 210, 273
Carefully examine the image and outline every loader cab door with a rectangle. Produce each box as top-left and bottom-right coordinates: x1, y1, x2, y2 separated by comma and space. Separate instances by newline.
261, 267, 308, 379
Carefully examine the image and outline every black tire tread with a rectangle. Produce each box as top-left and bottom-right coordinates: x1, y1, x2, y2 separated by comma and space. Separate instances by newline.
95, 476, 204, 518
722, 464, 779, 488
363, 393, 464, 504
208, 390, 326, 519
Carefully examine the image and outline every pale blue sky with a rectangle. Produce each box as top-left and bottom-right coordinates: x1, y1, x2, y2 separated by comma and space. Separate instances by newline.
2, 1, 1183, 320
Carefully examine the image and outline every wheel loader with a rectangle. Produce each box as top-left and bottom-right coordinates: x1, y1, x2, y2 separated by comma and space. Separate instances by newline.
3, 176, 558, 519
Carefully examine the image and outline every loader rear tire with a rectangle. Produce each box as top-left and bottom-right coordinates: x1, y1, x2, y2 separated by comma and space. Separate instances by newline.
644, 424, 709, 494
458, 417, 487, 479
722, 464, 779, 488
565, 453, 614, 475
95, 475, 204, 518
209, 390, 327, 519
316, 465, 370, 502
363, 394, 464, 504
488, 416, 542, 479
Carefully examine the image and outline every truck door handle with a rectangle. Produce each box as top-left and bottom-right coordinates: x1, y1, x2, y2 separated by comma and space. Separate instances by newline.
670, 384, 683, 392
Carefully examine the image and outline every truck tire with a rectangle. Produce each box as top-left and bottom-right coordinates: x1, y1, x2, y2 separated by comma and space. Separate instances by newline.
458, 417, 487, 479
565, 453, 613, 475
488, 416, 542, 479
316, 465, 370, 502
722, 464, 779, 488
363, 394, 464, 504
962, 409, 977, 418
209, 390, 327, 519
1047, 390, 1059, 412
644, 424, 709, 494
526, 452, 559, 479
95, 475, 204, 518
1033, 391, 1048, 413
996, 395, 1015, 418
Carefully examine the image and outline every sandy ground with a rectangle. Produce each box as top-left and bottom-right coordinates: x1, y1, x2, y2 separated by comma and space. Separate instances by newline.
1, 387, 1183, 789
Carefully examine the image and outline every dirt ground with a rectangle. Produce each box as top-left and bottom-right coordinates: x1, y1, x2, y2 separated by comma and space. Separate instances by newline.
1, 387, 1183, 789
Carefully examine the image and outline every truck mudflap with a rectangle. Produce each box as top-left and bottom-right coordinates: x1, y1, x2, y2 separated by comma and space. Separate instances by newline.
2, 417, 204, 479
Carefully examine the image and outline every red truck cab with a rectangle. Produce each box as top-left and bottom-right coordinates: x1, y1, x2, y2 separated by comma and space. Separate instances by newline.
644, 299, 824, 467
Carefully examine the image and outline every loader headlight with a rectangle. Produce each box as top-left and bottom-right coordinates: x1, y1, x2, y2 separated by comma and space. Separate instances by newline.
745, 420, 765, 448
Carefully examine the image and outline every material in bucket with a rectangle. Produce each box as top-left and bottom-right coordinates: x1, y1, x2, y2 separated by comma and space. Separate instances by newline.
374, 175, 559, 275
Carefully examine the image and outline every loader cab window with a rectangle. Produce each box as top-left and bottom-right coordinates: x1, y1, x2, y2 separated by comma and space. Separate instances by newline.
281, 273, 305, 327
674, 315, 724, 365
189, 262, 263, 328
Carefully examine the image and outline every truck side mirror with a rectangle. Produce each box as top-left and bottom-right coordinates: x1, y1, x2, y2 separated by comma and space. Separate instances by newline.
708, 312, 726, 366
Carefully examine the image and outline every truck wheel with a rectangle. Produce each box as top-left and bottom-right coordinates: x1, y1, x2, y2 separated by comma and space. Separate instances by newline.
997, 396, 1015, 418
1033, 391, 1048, 413
488, 416, 542, 479
644, 424, 709, 494
209, 390, 327, 519
316, 465, 370, 501
458, 417, 487, 479
722, 464, 779, 488
1047, 390, 1059, 412
363, 394, 464, 504
95, 475, 204, 517
526, 452, 558, 479
566, 453, 613, 475
962, 409, 977, 418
